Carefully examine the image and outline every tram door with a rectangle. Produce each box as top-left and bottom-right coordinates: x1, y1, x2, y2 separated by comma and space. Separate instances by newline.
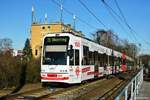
69, 47, 81, 83
94, 51, 99, 78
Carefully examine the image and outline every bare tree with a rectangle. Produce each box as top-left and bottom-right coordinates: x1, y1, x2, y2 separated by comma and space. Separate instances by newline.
92, 29, 118, 48
0, 38, 12, 53
92, 29, 138, 57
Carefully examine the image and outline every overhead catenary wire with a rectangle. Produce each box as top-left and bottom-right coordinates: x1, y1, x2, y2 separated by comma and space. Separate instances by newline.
113, 0, 142, 43
101, 0, 124, 24
114, 0, 131, 29
51, 0, 150, 51
100, 0, 136, 43
50, 0, 97, 29
113, 0, 150, 53
102, 0, 136, 35
101, 0, 138, 43
101, 0, 150, 55
78, 0, 108, 29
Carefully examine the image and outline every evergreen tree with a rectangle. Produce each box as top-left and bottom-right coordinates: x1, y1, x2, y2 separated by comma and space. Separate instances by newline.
23, 38, 32, 61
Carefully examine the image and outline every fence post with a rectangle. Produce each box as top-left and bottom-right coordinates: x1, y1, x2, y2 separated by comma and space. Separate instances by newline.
115, 68, 143, 100
125, 87, 128, 100
134, 77, 137, 100
130, 81, 133, 100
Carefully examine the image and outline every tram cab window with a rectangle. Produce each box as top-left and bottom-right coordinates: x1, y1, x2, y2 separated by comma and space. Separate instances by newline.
43, 36, 69, 65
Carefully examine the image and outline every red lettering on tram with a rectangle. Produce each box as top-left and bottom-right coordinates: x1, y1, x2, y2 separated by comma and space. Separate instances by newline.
75, 42, 80, 47
82, 67, 91, 73
75, 67, 80, 77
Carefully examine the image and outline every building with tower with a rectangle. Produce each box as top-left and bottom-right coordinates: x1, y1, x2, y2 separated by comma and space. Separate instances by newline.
30, 6, 83, 58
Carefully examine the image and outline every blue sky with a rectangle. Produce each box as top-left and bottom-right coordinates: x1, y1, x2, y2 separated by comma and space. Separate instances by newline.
0, 0, 150, 54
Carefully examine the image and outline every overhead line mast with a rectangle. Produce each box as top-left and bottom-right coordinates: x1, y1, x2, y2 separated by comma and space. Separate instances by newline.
31, 5, 36, 24
73, 14, 76, 30
60, 3, 63, 23
44, 13, 48, 24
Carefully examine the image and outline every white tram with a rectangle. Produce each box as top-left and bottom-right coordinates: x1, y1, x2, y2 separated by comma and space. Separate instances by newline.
41, 32, 134, 84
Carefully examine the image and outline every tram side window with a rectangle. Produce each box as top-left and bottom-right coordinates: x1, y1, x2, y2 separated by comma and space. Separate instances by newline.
122, 58, 126, 65
99, 53, 103, 66
82, 46, 89, 65
89, 51, 93, 65
69, 49, 79, 65
75, 50, 79, 65
69, 49, 74, 65
98, 53, 101, 67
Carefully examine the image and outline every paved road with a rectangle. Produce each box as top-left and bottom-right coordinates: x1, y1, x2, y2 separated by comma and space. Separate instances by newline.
136, 81, 150, 100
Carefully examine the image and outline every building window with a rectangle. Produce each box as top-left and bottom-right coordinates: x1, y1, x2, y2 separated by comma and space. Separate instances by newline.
42, 26, 45, 29
35, 49, 38, 56
48, 26, 50, 29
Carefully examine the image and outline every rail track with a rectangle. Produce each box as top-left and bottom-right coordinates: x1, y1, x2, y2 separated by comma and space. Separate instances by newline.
40, 77, 123, 100
3, 87, 46, 100
1, 70, 139, 100
41, 70, 138, 100
98, 79, 126, 100
75, 77, 123, 100
2, 83, 82, 100
85, 70, 139, 100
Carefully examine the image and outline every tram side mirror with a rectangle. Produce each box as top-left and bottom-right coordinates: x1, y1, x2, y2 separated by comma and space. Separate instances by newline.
67, 50, 71, 56
70, 45, 73, 50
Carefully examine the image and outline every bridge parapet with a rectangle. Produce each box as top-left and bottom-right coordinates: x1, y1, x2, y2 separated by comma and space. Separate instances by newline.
115, 67, 143, 100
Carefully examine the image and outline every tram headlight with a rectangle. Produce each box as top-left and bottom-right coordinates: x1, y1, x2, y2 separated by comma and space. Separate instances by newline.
41, 69, 45, 72
41, 73, 47, 77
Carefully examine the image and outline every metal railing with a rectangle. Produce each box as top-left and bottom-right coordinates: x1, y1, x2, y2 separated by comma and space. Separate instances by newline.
115, 67, 143, 100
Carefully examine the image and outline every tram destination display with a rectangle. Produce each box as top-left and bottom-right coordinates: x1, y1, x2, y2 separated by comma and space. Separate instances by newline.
44, 37, 69, 45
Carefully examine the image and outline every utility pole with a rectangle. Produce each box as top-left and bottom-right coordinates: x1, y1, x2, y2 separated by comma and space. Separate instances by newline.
44, 13, 48, 24
60, 0, 63, 32
138, 43, 142, 68
31, 6, 35, 24
112, 50, 114, 74
73, 14, 76, 30
60, 3, 63, 23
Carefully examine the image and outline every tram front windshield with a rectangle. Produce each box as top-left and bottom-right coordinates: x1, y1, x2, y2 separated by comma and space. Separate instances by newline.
43, 37, 69, 65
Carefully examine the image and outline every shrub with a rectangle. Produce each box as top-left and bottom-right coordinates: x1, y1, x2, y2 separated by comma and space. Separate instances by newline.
26, 58, 41, 83
0, 51, 41, 89
0, 52, 22, 89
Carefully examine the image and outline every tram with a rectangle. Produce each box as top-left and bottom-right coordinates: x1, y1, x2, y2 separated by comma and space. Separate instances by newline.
41, 32, 134, 84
